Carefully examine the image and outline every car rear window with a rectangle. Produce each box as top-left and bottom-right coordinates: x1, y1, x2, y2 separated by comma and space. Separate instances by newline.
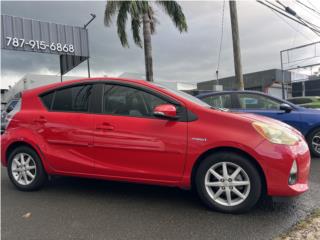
40, 84, 93, 112
41, 92, 54, 109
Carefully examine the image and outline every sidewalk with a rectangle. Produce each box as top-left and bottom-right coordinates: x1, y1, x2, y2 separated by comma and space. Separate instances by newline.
275, 209, 320, 240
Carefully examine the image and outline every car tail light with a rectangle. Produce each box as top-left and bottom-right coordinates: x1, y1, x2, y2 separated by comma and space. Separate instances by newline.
288, 160, 298, 185
3, 100, 21, 131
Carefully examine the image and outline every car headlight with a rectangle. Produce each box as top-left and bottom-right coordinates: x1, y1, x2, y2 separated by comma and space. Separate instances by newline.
252, 121, 299, 145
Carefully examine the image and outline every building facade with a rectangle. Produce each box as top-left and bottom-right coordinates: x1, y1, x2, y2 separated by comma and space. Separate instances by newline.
197, 69, 299, 98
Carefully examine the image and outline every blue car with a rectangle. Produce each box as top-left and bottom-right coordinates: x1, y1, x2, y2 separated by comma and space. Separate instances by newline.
197, 91, 320, 157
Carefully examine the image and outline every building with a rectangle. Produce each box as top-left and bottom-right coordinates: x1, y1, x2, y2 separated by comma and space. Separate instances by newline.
119, 72, 197, 91
4, 74, 83, 102
197, 69, 308, 98
292, 76, 320, 97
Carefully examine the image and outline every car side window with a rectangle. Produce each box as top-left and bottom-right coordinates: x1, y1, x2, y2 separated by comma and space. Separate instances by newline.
103, 85, 168, 117
288, 98, 312, 104
41, 92, 54, 109
42, 84, 93, 112
238, 93, 280, 110
202, 94, 232, 108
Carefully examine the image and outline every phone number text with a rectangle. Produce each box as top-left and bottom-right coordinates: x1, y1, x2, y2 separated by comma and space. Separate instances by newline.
6, 37, 75, 53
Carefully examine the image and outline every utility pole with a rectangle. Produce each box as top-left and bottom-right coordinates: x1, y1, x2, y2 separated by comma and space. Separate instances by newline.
229, 0, 244, 90
84, 13, 96, 78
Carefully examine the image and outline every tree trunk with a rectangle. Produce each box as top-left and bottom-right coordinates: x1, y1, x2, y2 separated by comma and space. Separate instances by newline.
143, 13, 153, 82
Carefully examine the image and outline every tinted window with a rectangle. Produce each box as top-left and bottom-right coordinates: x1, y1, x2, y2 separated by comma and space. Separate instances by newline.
51, 85, 92, 112
202, 94, 232, 108
238, 93, 280, 110
287, 98, 312, 104
41, 92, 54, 109
103, 85, 167, 117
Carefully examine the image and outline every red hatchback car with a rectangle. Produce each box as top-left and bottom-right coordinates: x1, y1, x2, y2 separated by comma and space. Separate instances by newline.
1, 78, 311, 213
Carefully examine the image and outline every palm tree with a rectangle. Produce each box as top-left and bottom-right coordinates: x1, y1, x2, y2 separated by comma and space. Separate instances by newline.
104, 1, 188, 82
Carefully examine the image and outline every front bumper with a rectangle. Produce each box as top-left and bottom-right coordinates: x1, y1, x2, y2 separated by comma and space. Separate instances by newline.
255, 139, 310, 197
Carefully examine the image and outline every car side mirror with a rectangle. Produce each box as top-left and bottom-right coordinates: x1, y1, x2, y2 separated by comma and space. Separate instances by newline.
280, 103, 293, 113
6, 106, 14, 113
153, 104, 178, 120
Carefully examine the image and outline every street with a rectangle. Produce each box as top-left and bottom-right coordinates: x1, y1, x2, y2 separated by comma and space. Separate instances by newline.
1, 158, 320, 240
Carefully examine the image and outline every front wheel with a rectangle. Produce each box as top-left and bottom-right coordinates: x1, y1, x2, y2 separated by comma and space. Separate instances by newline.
307, 128, 320, 158
7, 146, 47, 191
195, 152, 262, 213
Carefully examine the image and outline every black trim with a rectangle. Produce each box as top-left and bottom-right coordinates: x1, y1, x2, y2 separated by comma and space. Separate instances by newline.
37, 79, 198, 122
39, 82, 94, 113
89, 84, 103, 114
186, 109, 198, 121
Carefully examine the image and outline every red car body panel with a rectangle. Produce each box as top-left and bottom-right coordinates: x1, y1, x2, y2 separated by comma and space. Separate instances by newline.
0, 77, 311, 197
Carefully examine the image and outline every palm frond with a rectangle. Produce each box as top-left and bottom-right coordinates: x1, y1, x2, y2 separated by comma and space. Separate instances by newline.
131, 17, 142, 47
116, 1, 131, 47
156, 1, 188, 32
104, 0, 120, 26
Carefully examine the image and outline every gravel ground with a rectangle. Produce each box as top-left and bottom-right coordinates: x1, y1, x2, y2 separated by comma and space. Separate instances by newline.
275, 209, 320, 240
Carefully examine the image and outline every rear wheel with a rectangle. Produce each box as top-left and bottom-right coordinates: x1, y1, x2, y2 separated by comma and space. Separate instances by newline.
7, 146, 47, 191
195, 152, 262, 213
307, 128, 320, 158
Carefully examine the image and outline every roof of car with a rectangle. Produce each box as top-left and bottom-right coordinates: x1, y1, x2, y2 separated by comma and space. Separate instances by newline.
22, 77, 156, 95
196, 90, 301, 109
196, 90, 268, 98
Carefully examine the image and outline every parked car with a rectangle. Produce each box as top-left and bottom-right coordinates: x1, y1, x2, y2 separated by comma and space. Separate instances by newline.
286, 96, 320, 110
1, 98, 19, 134
197, 91, 320, 157
1, 78, 310, 213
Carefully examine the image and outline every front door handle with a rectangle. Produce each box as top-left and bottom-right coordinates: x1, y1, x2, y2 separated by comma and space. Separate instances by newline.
34, 116, 47, 124
96, 123, 114, 131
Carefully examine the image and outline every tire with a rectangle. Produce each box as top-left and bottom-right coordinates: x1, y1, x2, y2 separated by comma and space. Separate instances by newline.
307, 128, 320, 158
195, 152, 262, 214
7, 146, 47, 191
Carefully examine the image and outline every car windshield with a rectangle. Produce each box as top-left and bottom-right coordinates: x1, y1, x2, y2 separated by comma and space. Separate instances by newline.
153, 83, 211, 108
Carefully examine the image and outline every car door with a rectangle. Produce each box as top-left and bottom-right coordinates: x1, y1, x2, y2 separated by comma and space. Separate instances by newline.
37, 83, 96, 174
92, 83, 188, 182
233, 93, 302, 131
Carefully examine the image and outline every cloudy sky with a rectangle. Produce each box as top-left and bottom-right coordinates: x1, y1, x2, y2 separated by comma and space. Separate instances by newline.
1, 0, 319, 89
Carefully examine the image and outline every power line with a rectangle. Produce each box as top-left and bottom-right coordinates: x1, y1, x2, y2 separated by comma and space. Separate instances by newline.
256, 0, 320, 36
306, 0, 320, 12
299, 18, 320, 37
268, 5, 313, 41
276, 0, 320, 32
296, 0, 320, 17
216, 0, 226, 83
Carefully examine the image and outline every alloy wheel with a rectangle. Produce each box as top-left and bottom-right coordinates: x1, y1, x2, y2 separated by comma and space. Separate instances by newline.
11, 153, 37, 186
312, 131, 320, 154
204, 162, 251, 207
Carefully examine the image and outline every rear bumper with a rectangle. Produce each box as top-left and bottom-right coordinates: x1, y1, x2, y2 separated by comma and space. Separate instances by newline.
1, 131, 10, 167
255, 139, 310, 197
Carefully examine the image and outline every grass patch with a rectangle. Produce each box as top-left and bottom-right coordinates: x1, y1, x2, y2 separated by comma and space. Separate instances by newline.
275, 208, 320, 240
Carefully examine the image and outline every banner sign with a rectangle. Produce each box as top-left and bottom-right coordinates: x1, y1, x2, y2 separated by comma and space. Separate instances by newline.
1, 15, 89, 57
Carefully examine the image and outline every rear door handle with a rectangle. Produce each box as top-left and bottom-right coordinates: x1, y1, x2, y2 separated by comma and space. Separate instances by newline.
34, 116, 47, 124
96, 123, 114, 131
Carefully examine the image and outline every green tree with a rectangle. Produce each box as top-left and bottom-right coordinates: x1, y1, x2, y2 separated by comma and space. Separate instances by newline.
104, 1, 188, 82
